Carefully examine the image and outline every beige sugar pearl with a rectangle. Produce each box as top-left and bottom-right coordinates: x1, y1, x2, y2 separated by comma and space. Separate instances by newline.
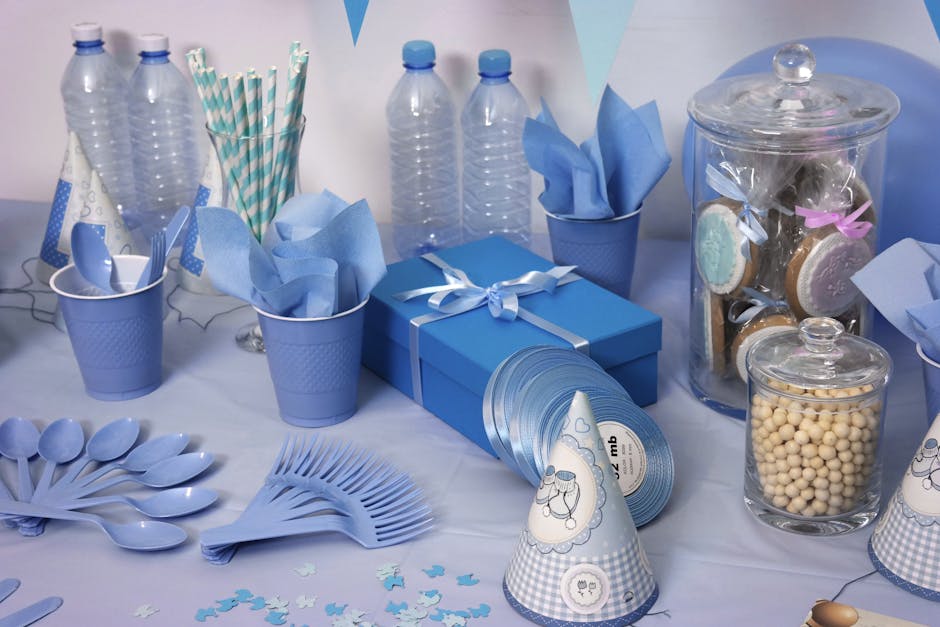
800, 487, 815, 501
801, 506, 817, 517
801, 467, 816, 481
835, 412, 851, 425
843, 485, 857, 499
854, 453, 866, 467
861, 429, 873, 443
769, 431, 783, 446
778, 471, 793, 486
785, 440, 801, 455
821, 430, 838, 447
829, 494, 844, 509
795, 478, 810, 491
836, 438, 851, 452
808, 425, 825, 443
787, 412, 802, 427
772, 444, 786, 459
829, 482, 844, 495
818, 409, 833, 424
826, 506, 841, 516
851, 412, 867, 429
774, 484, 786, 497
826, 458, 842, 470
772, 411, 788, 428
833, 423, 850, 439
812, 477, 829, 489
763, 486, 775, 499
814, 488, 830, 502
794, 430, 810, 446
812, 499, 828, 515
802, 443, 819, 459
765, 473, 779, 486
785, 484, 800, 498
788, 467, 802, 480
773, 495, 789, 508
850, 441, 863, 454
790, 496, 807, 511
817, 466, 829, 479
775, 459, 789, 473
786, 455, 801, 469
838, 450, 854, 463
829, 470, 843, 484
810, 456, 825, 470
779, 424, 796, 441
818, 445, 837, 461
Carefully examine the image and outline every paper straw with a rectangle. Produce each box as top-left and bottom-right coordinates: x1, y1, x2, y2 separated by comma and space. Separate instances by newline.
274, 51, 308, 213
245, 73, 263, 239
260, 66, 277, 228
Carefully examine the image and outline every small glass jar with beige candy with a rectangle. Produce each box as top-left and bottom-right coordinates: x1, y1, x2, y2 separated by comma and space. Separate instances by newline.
744, 316, 891, 535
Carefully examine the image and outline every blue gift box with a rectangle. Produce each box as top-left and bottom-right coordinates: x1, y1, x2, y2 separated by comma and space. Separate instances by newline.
362, 236, 661, 455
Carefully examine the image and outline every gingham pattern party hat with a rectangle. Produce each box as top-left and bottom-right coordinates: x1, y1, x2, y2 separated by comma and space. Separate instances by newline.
38, 131, 133, 284
870, 415, 940, 601
504, 390, 658, 626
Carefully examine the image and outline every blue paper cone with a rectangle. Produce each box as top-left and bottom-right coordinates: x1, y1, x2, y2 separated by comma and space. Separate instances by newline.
256, 298, 367, 427
50, 255, 164, 400
504, 390, 658, 625
545, 209, 640, 299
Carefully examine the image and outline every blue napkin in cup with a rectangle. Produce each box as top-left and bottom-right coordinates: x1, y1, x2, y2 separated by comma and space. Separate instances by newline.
852, 237, 940, 360
523, 85, 671, 219
196, 190, 386, 318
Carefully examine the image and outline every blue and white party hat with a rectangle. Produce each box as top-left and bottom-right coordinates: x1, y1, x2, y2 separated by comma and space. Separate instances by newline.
870, 415, 940, 601
178, 153, 223, 294
504, 390, 658, 626
38, 132, 133, 283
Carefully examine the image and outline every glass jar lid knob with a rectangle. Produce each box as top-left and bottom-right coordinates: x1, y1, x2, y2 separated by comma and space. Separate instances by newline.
773, 43, 815, 84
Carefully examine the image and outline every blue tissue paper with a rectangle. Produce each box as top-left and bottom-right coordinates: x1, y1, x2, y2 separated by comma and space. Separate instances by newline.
196, 190, 385, 318
524, 86, 671, 219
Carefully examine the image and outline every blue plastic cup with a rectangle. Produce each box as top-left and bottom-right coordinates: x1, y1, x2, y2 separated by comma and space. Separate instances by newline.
50, 255, 164, 401
255, 298, 368, 427
918, 343, 940, 425
544, 207, 641, 300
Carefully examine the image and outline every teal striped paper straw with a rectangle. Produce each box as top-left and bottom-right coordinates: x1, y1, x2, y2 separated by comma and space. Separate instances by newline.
245, 73, 263, 238
275, 51, 308, 212
260, 66, 277, 228
229, 73, 257, 236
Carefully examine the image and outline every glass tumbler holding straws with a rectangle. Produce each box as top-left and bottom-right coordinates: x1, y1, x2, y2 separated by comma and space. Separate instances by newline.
207, 111, 306, 352
686, 43, 898, 417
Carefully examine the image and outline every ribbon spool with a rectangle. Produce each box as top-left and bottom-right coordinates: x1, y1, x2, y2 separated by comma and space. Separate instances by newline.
484, 346, 674, 527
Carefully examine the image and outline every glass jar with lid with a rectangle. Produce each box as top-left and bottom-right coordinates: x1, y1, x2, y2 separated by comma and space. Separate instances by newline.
687, 43, 899, 418
744, 316, 892, 535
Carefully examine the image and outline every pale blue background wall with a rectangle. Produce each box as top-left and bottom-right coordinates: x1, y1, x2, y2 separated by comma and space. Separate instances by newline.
1, 0, 938, 239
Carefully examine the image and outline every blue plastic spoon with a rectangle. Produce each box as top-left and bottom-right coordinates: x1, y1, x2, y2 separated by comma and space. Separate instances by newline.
0, 418, 39, 502
70, 222, 117, 294
75, 432, 190, 487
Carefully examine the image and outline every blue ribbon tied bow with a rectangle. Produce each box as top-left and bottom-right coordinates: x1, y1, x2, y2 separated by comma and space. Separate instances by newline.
705, 164, 769, 260
727, 287, 788, 324
393, 255, 578, 320
391, 253, 587, 406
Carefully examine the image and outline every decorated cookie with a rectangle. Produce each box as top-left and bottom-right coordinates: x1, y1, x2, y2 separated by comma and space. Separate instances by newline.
694, 198, 759, 295
785, 227, 873, 320
702, 290, 726, 373
731, 312, 797, 382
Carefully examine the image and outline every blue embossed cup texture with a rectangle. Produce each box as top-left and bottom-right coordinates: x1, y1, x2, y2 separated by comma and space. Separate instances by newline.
50, 255, 164, 401
918, 344, 940, 426
544, 207, 641, 300
255, 298, 368, 428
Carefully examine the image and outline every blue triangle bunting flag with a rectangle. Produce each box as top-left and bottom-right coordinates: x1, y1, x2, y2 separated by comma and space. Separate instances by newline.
344, 0, 370, 46
568, 0, 636, 103
927, 0, 940, 42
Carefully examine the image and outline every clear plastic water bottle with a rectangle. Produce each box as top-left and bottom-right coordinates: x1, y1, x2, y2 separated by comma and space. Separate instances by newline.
60, 22, 137, 216
461, 49, 531, 246
128, 33, 199, 235
386, 40, 460, 259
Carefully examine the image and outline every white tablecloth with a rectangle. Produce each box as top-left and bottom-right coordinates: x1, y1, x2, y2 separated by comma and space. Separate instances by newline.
0, 199, 934, 625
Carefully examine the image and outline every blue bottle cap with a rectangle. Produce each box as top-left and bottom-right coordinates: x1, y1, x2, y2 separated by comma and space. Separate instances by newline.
402, 40, 435, 69
478, 49, 511, 77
